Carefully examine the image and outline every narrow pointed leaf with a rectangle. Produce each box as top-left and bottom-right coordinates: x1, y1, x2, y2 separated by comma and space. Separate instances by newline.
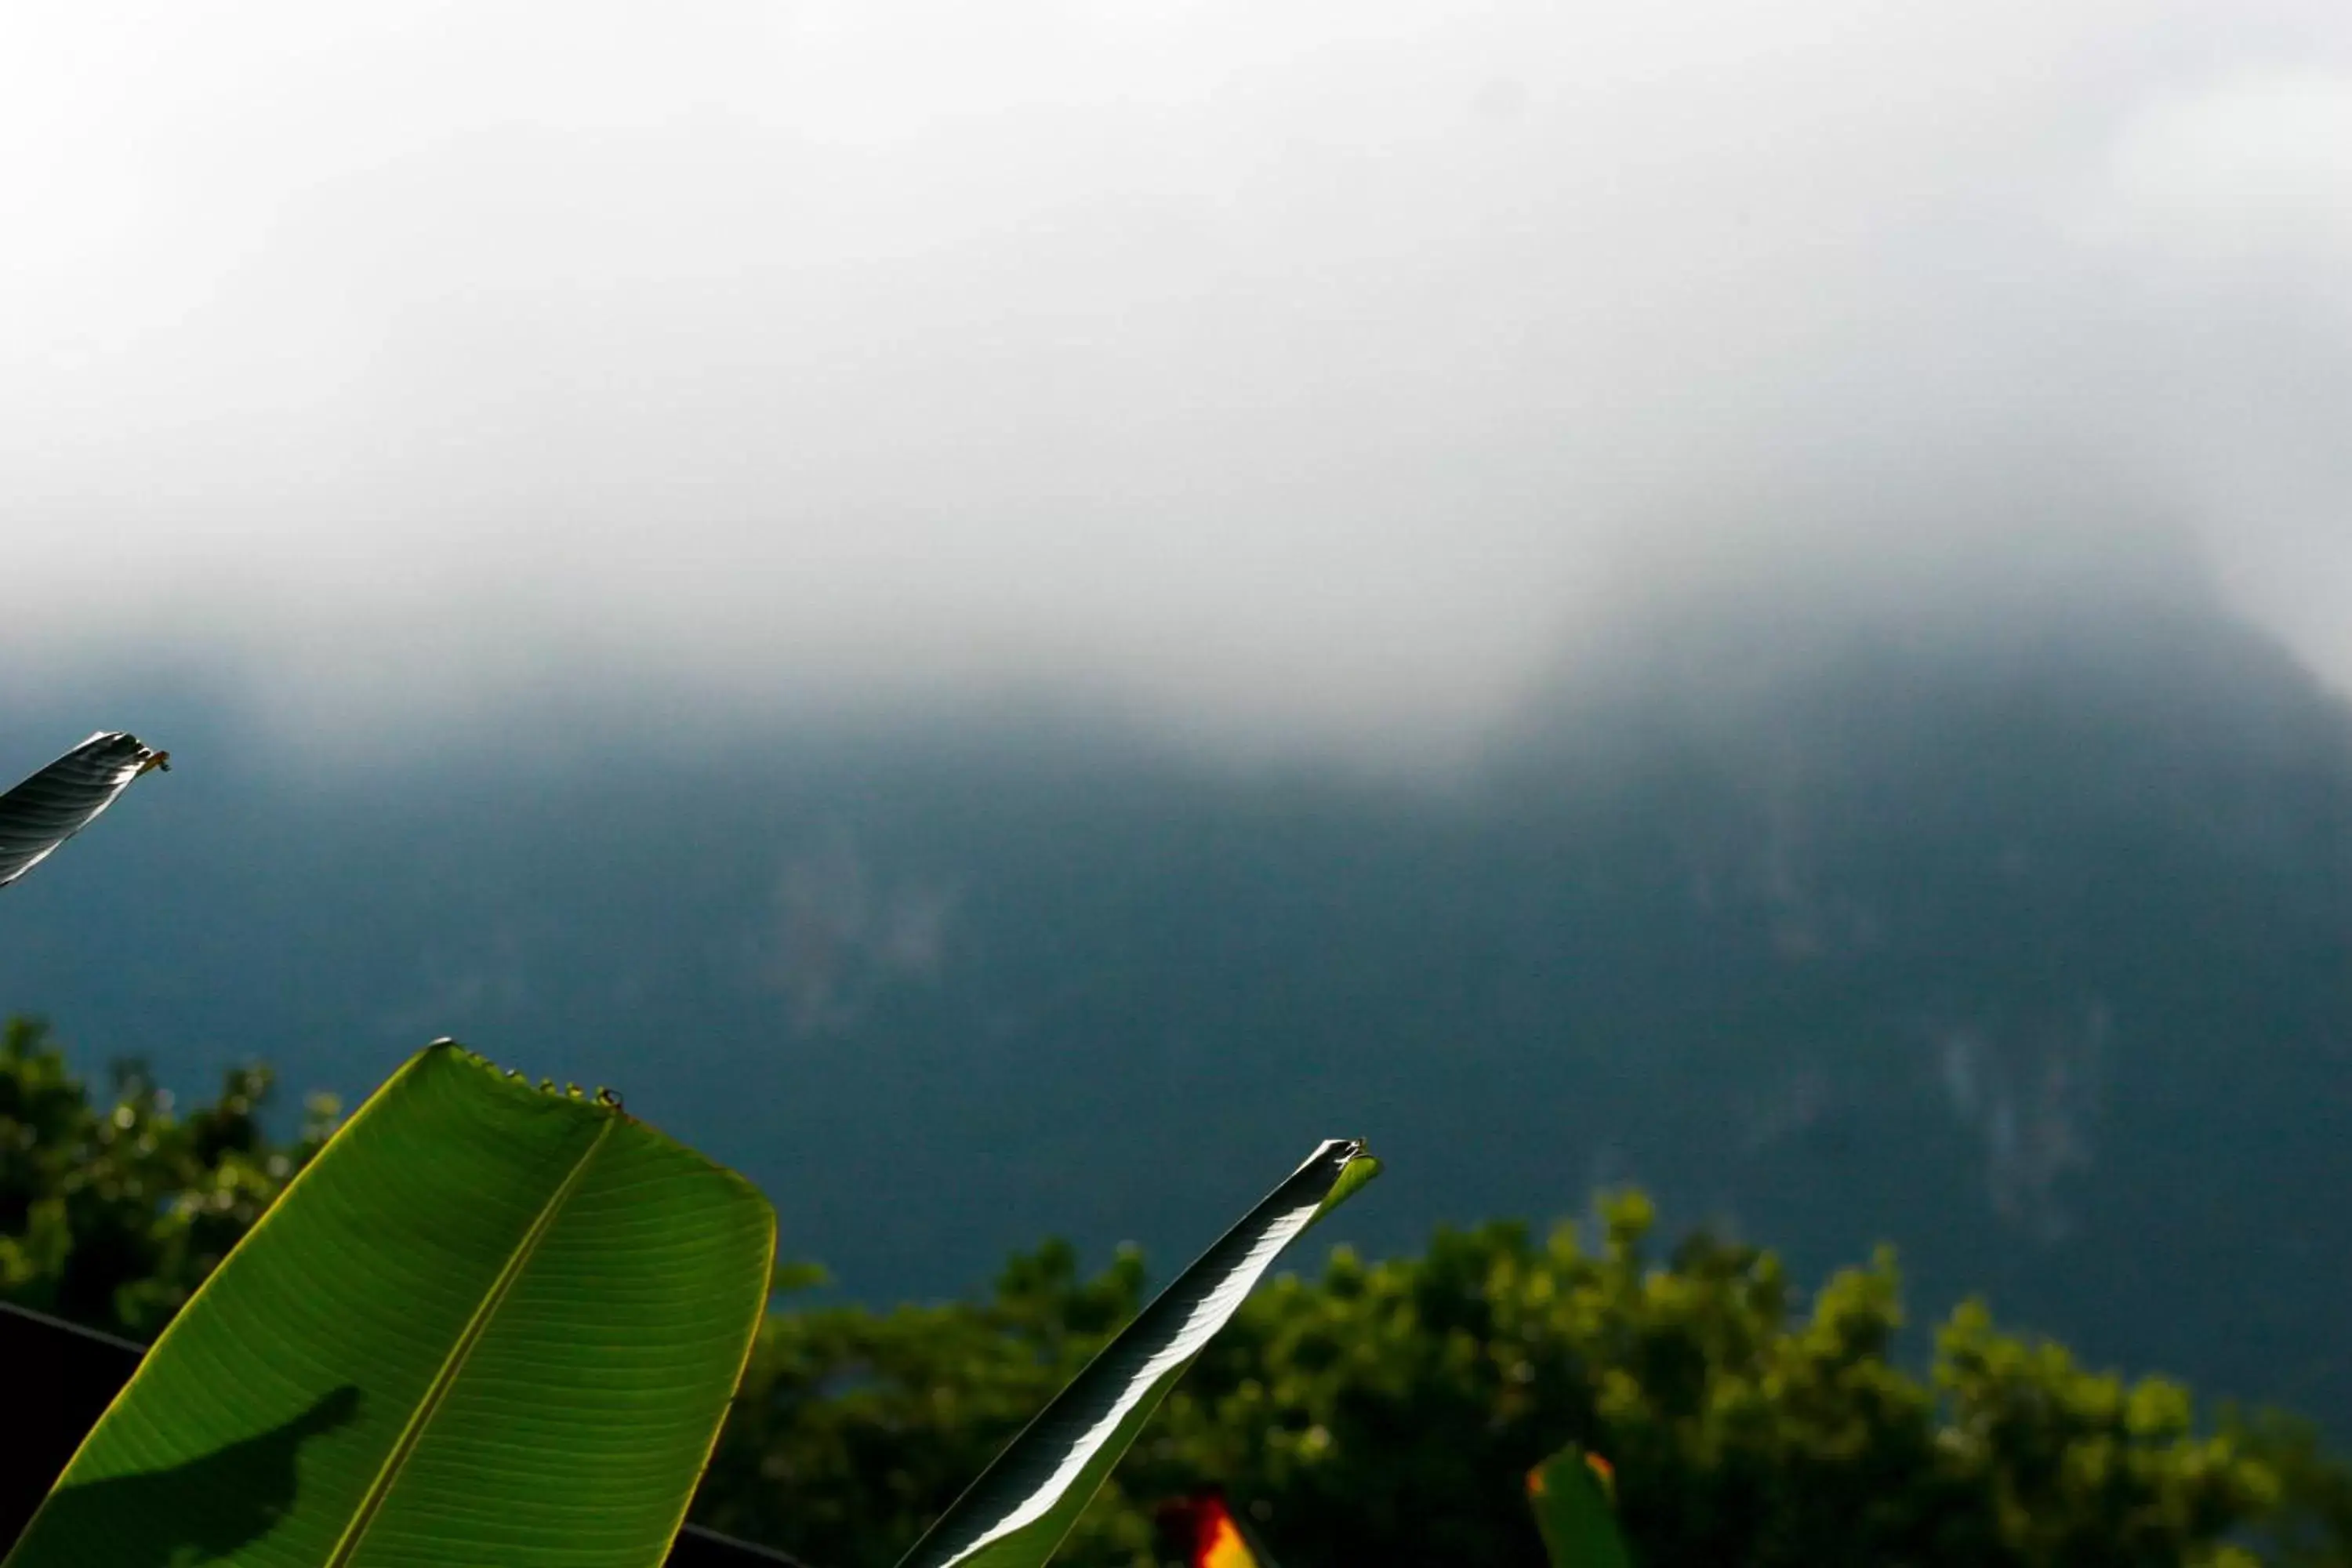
1526, 1447, 1633, 1568
0, 731, 169, 889
899, 1138, 1376, 1568
5, 1042, 776, 1568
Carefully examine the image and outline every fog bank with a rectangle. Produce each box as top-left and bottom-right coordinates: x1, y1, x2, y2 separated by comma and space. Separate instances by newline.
5, 1, 2348, 759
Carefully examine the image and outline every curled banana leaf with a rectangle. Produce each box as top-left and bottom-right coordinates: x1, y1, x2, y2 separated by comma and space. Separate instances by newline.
899, 1138, 1377, 1568
0, 731, 169, 890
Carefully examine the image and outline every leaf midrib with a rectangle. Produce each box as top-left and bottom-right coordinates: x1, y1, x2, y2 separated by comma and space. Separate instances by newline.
325, 1111, 621, 1567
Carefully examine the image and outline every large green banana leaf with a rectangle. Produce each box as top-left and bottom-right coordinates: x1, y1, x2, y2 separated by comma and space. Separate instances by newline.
5, 1042, 776, 1568
898, 1138, 1378, 1568
1526, 1445, 1633, 1568
0, 730, 168, 889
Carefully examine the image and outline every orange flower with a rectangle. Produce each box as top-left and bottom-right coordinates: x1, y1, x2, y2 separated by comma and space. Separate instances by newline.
1157, 1493, 1266, 1568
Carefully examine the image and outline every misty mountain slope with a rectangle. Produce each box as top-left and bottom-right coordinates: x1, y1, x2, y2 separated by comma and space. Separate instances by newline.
1488, 598, 2351, 1399
2, 597, 2347, 1428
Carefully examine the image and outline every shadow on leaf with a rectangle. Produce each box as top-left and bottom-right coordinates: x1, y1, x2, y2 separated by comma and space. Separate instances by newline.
16, 1385, 361, 1566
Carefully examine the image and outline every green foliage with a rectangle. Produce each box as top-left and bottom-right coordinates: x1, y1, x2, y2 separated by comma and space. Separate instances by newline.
5, 1019, 2349, 1568
2230, 1411, 2352, 1568
9, 1043, 779, 1568
0, 1015, 338, 1338
697, 1195, 2350, 1568
695, 1241, 1160, 1567
1931, 1298, 2274, 1567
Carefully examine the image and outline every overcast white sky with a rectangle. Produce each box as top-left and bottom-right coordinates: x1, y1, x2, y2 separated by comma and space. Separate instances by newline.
5, 0, 2349, 757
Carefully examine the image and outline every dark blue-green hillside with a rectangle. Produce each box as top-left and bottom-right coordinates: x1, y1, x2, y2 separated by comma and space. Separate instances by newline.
5, 589, 2346, 1431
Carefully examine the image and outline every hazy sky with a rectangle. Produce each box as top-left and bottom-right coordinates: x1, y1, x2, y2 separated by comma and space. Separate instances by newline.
6, 0, 2349, 757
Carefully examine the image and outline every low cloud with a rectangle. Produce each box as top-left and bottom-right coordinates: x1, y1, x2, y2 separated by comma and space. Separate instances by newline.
4, 1, 2347, 758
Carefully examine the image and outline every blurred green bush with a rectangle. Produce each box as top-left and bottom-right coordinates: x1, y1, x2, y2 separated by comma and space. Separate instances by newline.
0, 1016, 336, 1337
5, 1015, 2345, 1567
